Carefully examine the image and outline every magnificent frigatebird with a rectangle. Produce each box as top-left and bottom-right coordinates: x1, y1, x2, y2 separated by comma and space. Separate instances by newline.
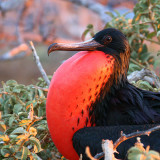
46, 28, 160, 160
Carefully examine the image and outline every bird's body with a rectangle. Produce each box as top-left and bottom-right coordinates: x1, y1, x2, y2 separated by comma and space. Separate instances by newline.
47, 28, 160, 160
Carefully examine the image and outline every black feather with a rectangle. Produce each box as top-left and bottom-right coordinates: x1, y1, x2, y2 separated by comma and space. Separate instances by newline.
72, 28, 160, 159
73, 124, 160, 160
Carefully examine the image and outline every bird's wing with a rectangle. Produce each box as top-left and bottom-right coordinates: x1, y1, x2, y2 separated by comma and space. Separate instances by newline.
72, 124, 160, 160
105, 83, 160, 125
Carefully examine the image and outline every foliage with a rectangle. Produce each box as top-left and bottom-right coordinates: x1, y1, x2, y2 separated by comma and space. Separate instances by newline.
128, 138, 160, 160
83, 0, 160, 75
0, 78, 56, 160
131, 80, 158, 92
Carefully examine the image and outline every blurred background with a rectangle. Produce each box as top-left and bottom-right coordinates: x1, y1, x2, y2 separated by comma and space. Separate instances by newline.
0, 0, 148, 85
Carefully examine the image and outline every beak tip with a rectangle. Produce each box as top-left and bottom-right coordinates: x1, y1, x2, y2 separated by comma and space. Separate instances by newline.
47, 43, 58, 56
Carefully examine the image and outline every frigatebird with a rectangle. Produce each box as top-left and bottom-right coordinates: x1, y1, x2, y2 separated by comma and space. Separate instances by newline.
46, 28, 160, 160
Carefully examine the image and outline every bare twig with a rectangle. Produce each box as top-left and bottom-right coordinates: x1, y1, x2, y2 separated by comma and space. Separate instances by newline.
94, 152, 104, 159
92, 125, 160, 160
140, 36, 160, 45
31, 85, 48, 92
0, 43, 30, 61
127, 68, 160, 88
86, 146, 97, 160
113, 125, 160, 150
29, 41, 50, 86
64, 0, 112, 23
130, 58, 145, 69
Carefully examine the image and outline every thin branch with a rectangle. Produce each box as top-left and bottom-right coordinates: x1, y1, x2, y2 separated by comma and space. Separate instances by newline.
94, 152, 104, 159
29, 41, 50, 86
130, 58, 145, 69
86, 146, 97, 160
92, 125, 160, 160
113, 125, 160, 150
31, 85, 48, 92
64, 0, 112, 23
0, 43, 29, 61
140, 36, 160, 45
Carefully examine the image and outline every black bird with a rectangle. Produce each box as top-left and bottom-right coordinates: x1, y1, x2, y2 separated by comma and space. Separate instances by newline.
47, 28, 160, 160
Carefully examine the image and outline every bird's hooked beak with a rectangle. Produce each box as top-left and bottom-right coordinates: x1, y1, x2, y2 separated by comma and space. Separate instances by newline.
48, 38, 104, 55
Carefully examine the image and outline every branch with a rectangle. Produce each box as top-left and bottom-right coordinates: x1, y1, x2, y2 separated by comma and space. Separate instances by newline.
92, 125, 160, 160
113, 125, 160, 150
140, 36, 160, 45
0, 43, 30, 61
29, 41, 50, 86
64, 0, 112, 23
127, 68, 160, 89
31, 85, 48, 92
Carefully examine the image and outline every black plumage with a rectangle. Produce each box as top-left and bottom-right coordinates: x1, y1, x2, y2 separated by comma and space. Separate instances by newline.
73, 124, 160, 160
72, 28, 160, 159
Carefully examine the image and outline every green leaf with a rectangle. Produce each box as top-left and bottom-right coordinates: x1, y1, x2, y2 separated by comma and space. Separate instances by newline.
15, 151, 22, 159
18, 112, 28, 118
147, 56, 155, 65
140, 52, 150, 62
81, 24, 94, 41
9, 135, 17, 139
13, 85, 25, 93
19, 119, 32, 126
114, 10, 121, 17
6, 80, 17, 86
147, 31, 156, 39
31, 153, 42, 160
38, 89, 45, 99
157, 30, 160, 37
0, 121, 6, 132
13, 104, 23, 114
9, 116, 15, 127
127, 146, 143, 160
87, 24, 93, 29
137, 81, 154, 91
128, 63, 141, 73
10, 127, 26, 135
157, 50, 160, 56
37, 126, 46, 131
21, 146, 30, 160
29, 137, 42, 153
105, 11, 115, 18
122, 11, 132, 17
1, 145, 11, 157
148, 150, 160, 157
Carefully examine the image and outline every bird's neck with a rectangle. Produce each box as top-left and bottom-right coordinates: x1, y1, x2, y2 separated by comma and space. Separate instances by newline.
89, 49, 130, 126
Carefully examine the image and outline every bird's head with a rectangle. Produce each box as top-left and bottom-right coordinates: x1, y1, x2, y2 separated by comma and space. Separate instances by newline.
48, 28, 130, 83
93, 28, 130, 56
48, 28, 130, 56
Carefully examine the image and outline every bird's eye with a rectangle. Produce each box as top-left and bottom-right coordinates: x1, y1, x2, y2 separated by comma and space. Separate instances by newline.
106, 36, 112, 41
103, 36, 112, 44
